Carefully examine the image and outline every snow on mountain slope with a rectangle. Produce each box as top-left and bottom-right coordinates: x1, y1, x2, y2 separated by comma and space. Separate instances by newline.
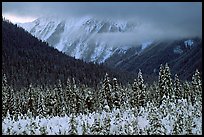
18, 16, 151, 63
184, 39, 194, 48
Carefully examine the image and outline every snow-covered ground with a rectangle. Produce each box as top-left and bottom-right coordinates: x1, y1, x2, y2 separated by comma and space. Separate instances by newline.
2, 99, 202, 135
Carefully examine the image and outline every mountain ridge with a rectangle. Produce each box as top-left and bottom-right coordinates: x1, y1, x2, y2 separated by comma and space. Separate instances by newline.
18, 16, 149, 63
2, 19, 136, 90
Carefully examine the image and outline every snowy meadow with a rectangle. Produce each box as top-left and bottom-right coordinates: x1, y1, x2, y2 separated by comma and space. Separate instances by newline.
2, 99, 202, 135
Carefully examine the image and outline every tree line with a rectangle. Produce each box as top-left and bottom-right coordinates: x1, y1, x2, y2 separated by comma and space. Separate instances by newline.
2, 64, 202, 119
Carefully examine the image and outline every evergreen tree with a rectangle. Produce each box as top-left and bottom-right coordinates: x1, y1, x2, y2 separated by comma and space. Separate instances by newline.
37, 92, 46, 117
158, 64, 173, 105
183, 81, 191, 103
173, 114, 183, 135
51, 87, 58, 116
65, 78, 72, 114
85, 95, 94, 113
148, 105, 166, 135
174, 74, 182, 101
69, 114, 77, 135
150, 82, 160, 106
102, 73, 113, 110
130, 79, 139, 109
2, 74, 9, 117
191, 69, 202, 105
164, 63, 173, 99
50, 91, 58, 116
91, 115, 102, 135
137, 69, 146, 107
102, 112, 111, 135
120, 88, 127, 110
55, 80, 64, 115
112, 78, 121, 109
158, 64, 165, 105
76, 91, 83, 114
7, 87, 15, 116
27, 84, 35, 115
82, 120, 87, 135
69, 78, 77, 114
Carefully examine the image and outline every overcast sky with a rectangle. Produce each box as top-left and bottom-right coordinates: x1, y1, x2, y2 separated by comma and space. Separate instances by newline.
2, 2, 202, 38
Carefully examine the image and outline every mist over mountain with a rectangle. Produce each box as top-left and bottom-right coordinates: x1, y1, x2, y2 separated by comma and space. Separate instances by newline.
18, 16, 201, 64
104, 38, 202, 81
16, 15, 202, 82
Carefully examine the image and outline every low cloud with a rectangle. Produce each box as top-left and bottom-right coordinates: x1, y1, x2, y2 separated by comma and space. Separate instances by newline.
89, 19, 201, 48
3, 2, 202, 42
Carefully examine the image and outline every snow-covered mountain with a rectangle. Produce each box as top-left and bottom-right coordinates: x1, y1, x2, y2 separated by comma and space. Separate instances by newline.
18, 16, 151, 63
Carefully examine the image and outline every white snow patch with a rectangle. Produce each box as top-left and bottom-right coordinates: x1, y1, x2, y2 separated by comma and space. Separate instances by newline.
141, 41, 153, 50
138, 115, 149, 130
184, 39, 194, 48
173, 46, 183, 54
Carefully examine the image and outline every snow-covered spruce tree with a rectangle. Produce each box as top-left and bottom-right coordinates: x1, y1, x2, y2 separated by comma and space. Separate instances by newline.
49, 91, 58, 116
148, 104, 166, 135
112, 78, 121, 109
149, 82, 160, 106
55, 80, 64, 115
174, 88, 192, 135
78, 84, 88, 113
21, 94, 28, 116
130, 79, 139, 109
183, 81, 191, 104
191, 69, 202, 105
174, 74, 182, 101
6, 85, 15, 117
101, 112, 111, 135
82, 120, 88, 135
119, 87, 127, 110
27, 84, 35, 115
71, 78, 83, 114
91, 114, 102, 135
172, 114, 184, 135
131, 108, 139, 135
65, 78, 72, 114
44, 88, 52, 116
69, 114, 77, 135
92, 87, 101, 112
69, 78, 77, 114
158, 64, 165, 106
13, 91, 21, 121
76, 90, 83, 114
185, 111, 194, 135
158, 64, 173, 106
1, 74, 7, 118
85, 93, 94, 114
137, 69, 146, 107
172, 98, 189, 135
32, 86, 40, 117
50, 87, 57, 116
164, 63, 173, 100
160, 94, 168, 117
110, 109, 123, 135
190, 69, 202, 134
2, 73, 8, 117
123, 84, 132, 109
102, 73, 113, 110
37, 92, 46, 117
